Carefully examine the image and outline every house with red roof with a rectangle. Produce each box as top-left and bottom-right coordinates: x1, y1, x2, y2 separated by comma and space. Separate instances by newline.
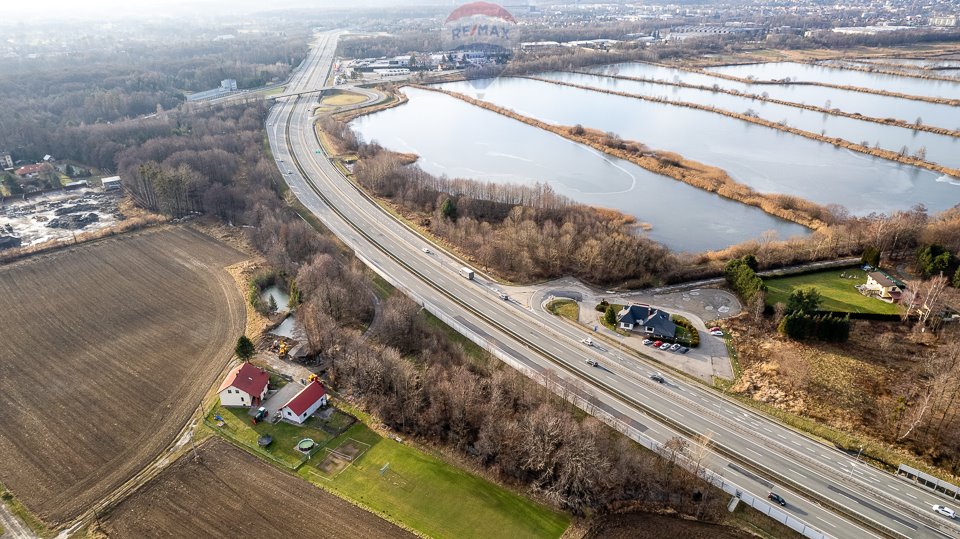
14, 163, 50, 178
280, 380, 328, 424
218, 362, 270, 408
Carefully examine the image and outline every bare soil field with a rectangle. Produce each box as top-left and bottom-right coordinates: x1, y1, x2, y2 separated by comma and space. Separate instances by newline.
583, 512, 752, 539
100, 438, 414, 539
0, 226, 246, 524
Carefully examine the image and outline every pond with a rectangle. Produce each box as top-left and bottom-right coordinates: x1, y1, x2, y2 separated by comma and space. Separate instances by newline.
261, 284, 290, 312
350, 86, 810, 252
539, 70, 960, 170
589, 62, 960, 133
435, 76, 958, 216
706, 61, 960, 101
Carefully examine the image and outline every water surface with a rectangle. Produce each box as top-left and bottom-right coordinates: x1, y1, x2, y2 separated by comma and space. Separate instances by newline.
436, 77, 958, 216
351, 87, 810, 252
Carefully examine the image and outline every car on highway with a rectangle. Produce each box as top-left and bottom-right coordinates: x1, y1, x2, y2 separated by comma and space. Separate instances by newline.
710, 330, 724, 336
585, 359, 599, 367
659, 343, 671, 350
642, 339, 654, 346
580, 338, 594, 347
498, 292, 509, 300
649, 373, 665, 384
932, 505, 956, 519
669, 343, 681, 351
768, 492, 787, 506
421, 247, 431, 254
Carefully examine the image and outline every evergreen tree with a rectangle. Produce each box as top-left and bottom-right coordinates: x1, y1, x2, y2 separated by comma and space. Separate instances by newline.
235, 335, 255, 361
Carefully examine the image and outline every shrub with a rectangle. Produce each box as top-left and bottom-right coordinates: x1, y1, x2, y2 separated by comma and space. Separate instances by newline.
670, 314, 700, 348
778, 312, 850, 342
595, 299, 610, 312
724, 256, 766, 302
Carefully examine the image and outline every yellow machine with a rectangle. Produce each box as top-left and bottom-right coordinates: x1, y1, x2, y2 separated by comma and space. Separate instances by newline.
277, 341, 289, 357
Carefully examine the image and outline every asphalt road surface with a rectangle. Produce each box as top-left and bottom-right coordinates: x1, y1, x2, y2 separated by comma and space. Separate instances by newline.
267, 32, 960, 539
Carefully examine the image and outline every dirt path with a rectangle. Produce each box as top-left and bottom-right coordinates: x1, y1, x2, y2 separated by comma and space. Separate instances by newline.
0, 503, 36, 539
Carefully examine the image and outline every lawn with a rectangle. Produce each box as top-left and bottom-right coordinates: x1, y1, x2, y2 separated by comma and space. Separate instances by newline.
300, 423, 569, 539
321, 90, 368, 107
546, 299, 579, 322
207, 405, 339, 468
763, 268, 901, 315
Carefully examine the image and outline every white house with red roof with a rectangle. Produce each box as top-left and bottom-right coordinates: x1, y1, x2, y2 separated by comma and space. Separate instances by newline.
218, 362, 270, 408
280, 380, 328, 424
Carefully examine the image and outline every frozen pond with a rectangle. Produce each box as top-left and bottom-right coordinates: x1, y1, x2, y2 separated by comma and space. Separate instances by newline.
351, 87, 809, 252
261, 284, 290, 312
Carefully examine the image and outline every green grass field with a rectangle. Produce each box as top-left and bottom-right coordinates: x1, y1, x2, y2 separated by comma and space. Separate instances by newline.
207, 405, 337, 467
300, 423, 569, 539
763, 268, 900, 315
546, 299, 579, 322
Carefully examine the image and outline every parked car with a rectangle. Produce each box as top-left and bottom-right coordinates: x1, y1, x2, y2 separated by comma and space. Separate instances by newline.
585, 359, 599, 367
653, 340, 663, 347
580, 337, 594, 347
650, 373, 666, 384
708, 326, 721, 332
642, 339, 654, 346
678, 346, 689, 354
710, 330, 724, 336
669, 343, 681, 351
659, 343, 671, 350
768, 493, 787, 506
932, 505, 956, 519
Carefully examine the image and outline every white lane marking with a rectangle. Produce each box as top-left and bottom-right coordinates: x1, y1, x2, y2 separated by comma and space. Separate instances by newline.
905, 492, 918, 499
819, 518, 837, 528
889, 486, 900, 492
762, 427, 772, 433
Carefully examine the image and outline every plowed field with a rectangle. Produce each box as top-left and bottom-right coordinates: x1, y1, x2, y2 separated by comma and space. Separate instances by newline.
101, 438, 414, 539
0, 226, 246, 524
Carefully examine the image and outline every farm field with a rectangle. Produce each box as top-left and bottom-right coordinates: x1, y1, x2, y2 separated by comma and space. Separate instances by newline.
100, 437, 414, 539
0, 226, 246, 524
298, 423, 570, 539
763, 268, 901, 315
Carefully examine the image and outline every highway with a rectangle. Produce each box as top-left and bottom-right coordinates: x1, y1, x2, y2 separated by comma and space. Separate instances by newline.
267, 32, 960, 539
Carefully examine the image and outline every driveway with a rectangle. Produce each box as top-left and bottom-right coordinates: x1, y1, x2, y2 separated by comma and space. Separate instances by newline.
530, 278, 739, 382
250, 382, 305, 421
0, 502, 35, 539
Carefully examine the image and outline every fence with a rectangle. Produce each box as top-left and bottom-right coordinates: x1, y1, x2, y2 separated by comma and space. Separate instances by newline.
897, 464, 960, 500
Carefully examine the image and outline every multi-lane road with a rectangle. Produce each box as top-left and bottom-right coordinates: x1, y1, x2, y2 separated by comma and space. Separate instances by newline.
267, 31, 960, 539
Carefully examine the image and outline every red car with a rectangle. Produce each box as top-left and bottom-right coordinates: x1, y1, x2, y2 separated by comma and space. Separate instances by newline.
653, 340, 663, 347
708, 326, 721, 332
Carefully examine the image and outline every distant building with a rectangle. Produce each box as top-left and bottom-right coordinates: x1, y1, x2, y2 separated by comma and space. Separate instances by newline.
0, 235, 22, 251
221, 78, 238, 91
14, 163, 50, 178
0, 152, 12, 170
520, 41, 561, 51
218, 363, 270, 408
65, 180, 89, 190
101, 176, 122, 191
930, 15, 958, 27
280, 380, 328, 424
616, 304, 677, 339
186, 79, 240, 102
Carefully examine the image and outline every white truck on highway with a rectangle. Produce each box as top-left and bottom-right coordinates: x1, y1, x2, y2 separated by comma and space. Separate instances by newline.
459, 267, 475, 280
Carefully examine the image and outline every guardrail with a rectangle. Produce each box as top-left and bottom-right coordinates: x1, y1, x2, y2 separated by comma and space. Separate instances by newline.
898, 464, 960, 500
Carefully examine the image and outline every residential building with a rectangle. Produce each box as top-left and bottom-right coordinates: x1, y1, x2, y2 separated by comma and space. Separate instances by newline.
930, 15, 957, 27
14, 163, 49, 178
0, 152, 12, 170
101, 176, 121, 191
863, 271, 903, 302
616, 304, 677, 339
280, 380, 328, 424
217, 362, 270, 408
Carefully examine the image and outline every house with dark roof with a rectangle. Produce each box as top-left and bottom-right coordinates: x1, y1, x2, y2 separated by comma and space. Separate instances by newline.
616, 304, 677, 339
218, 362, 270, 408
280, 380, 328, 424
863, 271, 902, 302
